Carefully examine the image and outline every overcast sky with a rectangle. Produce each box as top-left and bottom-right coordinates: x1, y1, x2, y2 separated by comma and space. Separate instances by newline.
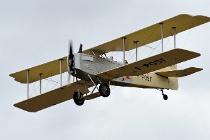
1, 0, 210, 140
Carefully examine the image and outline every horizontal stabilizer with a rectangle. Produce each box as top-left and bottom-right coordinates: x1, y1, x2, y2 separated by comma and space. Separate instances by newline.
14, 81, 92, 112
156, 67, 202, 77
98, 49, 200, 80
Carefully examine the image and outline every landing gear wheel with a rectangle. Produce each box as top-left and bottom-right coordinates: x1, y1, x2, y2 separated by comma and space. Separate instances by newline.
99, 83, 110, 97
73, 92, 85, 106
162, 94, 168, 100
161, 89, 168, 100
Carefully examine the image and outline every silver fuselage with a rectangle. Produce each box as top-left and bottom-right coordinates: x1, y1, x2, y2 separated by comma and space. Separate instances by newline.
71, 53, 178, 90
73, 53, 122, 81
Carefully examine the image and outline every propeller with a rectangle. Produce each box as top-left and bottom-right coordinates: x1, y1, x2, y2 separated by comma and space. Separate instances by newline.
68, 41, 74, 74
67, 41, 83, 77
78, 44, 83, 53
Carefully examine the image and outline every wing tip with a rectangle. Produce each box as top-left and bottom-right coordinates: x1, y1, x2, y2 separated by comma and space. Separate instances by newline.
14, 103, 38, 113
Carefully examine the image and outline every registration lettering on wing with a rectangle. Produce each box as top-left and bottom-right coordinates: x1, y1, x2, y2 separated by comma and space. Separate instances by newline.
135, 58, 166, 71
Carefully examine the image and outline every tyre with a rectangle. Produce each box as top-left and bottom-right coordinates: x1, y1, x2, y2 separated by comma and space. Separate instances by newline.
73, 92, 85, 106
163, 94, 168, 100
99, 83, 110, 97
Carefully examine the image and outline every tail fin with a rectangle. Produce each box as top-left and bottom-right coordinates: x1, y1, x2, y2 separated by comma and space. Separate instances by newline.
131, 65, 178, 90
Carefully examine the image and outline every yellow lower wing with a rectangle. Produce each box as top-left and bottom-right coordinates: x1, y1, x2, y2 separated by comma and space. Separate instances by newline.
97, 48, 200, 80
14, 81, 92, 112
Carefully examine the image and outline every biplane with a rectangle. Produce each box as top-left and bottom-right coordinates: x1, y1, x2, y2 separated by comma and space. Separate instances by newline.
10, 14, 210, 112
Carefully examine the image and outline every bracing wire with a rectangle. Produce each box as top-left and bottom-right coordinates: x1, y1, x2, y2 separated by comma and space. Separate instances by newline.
182, 29, 191, 49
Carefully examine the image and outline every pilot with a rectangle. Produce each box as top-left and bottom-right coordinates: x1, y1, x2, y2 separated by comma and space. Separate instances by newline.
124, 60, 128, 64
120, 60, 128, 64
109, 56, 114, 61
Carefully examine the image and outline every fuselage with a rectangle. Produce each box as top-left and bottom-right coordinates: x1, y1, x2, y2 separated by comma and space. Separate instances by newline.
71, 53, 178, 90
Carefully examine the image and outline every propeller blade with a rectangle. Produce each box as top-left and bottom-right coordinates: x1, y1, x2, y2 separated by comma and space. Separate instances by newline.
68, 41, 74, 60
78, 44, 83, 53
68, 41, 74, 74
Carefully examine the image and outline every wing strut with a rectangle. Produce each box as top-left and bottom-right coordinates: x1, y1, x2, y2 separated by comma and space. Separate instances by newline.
160, 23, 164, 52
59, 59, 63, 87
39, 73, 42, 94
27, 70, 29, 99
26, 70, 43, 99
161, 23, 177, 51
133, 41, 139, 61
122, 37, 126, 65
173, 27, 176, 49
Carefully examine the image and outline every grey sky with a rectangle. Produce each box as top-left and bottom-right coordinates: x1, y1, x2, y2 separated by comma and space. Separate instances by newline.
1, 0, 210, 140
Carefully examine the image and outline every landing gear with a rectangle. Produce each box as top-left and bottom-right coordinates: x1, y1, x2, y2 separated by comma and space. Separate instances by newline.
73, 92, 85, 106
87, 74, 111, 98
99, 83, 110, 97
161, 89, 168, 100
162, 94, 168, 100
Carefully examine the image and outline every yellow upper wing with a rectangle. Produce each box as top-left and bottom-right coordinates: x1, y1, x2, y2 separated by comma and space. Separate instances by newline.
83, 14, 210, 55
9, 14, 210, 83
10, 56, 67, 83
